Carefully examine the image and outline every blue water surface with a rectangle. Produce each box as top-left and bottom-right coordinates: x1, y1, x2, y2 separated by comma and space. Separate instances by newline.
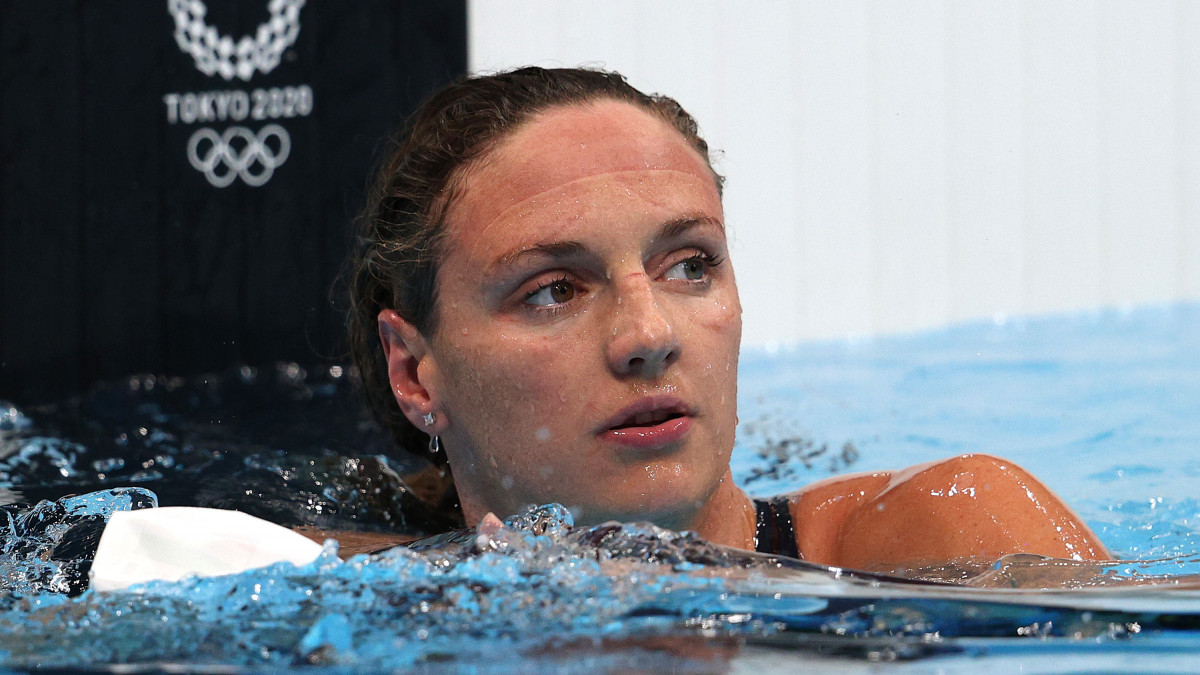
0, 302, 1198, 672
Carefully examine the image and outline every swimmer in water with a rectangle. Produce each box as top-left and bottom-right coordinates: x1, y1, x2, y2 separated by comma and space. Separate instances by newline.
344, 67, 1110, 572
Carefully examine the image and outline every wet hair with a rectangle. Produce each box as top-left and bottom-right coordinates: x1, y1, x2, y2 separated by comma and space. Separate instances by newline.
347, 66, 722, 471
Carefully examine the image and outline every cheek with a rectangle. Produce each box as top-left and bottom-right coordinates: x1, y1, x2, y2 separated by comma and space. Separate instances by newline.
437, 330, 596, 447
684, 293, 742, 424
688, 290, 742, 366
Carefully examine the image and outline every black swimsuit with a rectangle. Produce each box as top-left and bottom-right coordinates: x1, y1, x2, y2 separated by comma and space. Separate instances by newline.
753, 497, 800, 559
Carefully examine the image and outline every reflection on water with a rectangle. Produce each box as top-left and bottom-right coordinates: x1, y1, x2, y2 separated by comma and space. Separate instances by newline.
0, 363, 460, 534
0, 302, 1198, 671
2, 496, 1200, 672
4, 497, 1200, 672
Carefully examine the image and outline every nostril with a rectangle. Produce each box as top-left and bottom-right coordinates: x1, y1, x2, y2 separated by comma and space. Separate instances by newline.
628, 357, 646, 371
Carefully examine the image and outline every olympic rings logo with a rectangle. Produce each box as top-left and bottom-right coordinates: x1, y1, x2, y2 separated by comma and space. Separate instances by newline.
186, 124, 291, 188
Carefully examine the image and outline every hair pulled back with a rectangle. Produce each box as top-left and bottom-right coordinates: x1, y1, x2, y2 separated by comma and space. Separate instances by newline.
348, 66, 721, 467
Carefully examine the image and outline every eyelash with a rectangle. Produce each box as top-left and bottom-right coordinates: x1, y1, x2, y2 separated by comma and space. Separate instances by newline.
524, 275, 570, 299
683, 251, 725, 273
521, 275, 579, 317
663, 251, 725, 283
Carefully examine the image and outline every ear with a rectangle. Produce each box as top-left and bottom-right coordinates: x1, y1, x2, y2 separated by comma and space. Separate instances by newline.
377, 309, 445, 433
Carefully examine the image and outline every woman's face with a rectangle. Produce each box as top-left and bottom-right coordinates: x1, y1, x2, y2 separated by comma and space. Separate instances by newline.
416, 100, 741, 526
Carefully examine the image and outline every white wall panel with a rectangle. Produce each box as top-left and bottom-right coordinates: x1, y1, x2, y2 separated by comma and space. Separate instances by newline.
791, 2, 875, 339
870, 1, 952, 335
468, 0, 1200, 345
944, 2, 1025, 321
1019, 2, 1103, 316
1183, 2, 1200, 299
1098, 2, 1179, 307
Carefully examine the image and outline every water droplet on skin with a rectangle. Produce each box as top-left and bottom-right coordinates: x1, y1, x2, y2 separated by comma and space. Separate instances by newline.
558, 393, 568, 404
539, 466, 553, 479
535, 427, 551, 442
501, 476, 514, 490
461, 328, 469, 336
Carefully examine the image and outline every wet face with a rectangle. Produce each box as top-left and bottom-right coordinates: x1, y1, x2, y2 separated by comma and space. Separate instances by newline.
413, 100, 741, 526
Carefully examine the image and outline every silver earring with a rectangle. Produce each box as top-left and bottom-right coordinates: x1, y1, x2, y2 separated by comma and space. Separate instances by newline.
422, 412, 436, 427
428, 435, 441, 454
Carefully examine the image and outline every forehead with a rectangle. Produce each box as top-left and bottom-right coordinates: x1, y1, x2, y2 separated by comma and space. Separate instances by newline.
447, 99, 717, 230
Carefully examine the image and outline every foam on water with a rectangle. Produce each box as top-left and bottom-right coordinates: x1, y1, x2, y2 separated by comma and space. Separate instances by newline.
0, 488, 157, 596
0, 502, 773, 670
2, 495, 1200, 672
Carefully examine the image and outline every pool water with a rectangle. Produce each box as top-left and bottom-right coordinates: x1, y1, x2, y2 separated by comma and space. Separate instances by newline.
1, 302, 1198, 672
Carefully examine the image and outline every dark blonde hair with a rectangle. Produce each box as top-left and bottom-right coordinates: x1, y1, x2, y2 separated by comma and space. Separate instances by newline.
347, 66, 721, 467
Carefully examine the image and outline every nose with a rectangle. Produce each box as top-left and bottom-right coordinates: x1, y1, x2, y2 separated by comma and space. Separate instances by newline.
606, 275, 681, 378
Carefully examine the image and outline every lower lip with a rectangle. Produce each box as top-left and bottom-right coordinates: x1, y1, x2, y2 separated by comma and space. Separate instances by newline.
599, 416, 693, 449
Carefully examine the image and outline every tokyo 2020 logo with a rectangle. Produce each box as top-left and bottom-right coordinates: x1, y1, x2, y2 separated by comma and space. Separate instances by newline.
164, 0, 311, 188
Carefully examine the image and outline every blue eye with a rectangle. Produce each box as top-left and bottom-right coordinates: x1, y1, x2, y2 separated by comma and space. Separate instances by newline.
524, 279, 576, 306
663, 256, 709, 281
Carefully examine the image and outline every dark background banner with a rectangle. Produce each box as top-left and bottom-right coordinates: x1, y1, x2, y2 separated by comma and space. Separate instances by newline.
1, 1, 467, 403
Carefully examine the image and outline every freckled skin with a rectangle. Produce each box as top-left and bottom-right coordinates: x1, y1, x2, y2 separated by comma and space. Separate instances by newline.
376, 99, 1112, 570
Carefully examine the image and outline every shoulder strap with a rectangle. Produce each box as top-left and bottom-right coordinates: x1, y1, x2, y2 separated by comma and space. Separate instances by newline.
753, 497, 800, 559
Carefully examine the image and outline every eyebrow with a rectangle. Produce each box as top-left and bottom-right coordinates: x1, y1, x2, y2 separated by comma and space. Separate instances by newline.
492, 214, 724, 271
658, 214, 724, 240
494, 241, 589, 270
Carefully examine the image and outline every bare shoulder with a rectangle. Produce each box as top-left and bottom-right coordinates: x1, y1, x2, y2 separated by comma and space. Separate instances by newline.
777, 454, 1111, 571
772, 465, 894, 565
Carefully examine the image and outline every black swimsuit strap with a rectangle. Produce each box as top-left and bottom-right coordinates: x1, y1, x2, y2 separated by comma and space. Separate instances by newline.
753, 497, 800, 559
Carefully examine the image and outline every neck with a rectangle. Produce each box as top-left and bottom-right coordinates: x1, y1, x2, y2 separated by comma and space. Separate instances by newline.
455, 468, 759, 551
670, 470, 757, 550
